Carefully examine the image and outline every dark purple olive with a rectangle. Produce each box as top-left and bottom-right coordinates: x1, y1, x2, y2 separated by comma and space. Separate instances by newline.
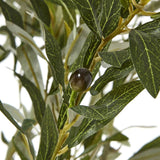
69, 68, 92, 92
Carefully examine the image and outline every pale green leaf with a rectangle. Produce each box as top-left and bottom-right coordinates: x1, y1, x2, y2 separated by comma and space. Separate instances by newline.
17, 44, 44, 96
6, 21, 46, 60
3, 103, 24, 123
129, 29, 160, 98
13, 132, 33, 160
0, 101, 24, 133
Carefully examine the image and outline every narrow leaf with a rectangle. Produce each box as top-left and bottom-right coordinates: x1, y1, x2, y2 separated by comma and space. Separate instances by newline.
130, 136, 160, 159
0, 101, 24, 133
6, 21, 46, 59
100, 0, 121, 37
136, 18, 160, 34
37, 107, 58, 160
16, 73, 45, 125
45, 28, 64, 87
90, 60, 133, 95
72, 0, 102, 37
68, 81, 144, 147
58, 86, 72, 129
3, 103, 24, 123
129, 136, 160, 160
129, 29, 160, 97
30, 0, 50, 26
13, 132, 33, 160
99, 48, 130, 68
17, 44, 44, 96
0, 0, 23, 28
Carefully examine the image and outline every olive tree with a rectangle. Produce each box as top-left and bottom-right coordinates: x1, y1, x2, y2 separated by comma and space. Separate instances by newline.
0, 0, 160, 159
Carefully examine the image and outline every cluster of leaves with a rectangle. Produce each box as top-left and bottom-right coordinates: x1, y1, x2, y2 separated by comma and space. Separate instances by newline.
0, 0, 160, 159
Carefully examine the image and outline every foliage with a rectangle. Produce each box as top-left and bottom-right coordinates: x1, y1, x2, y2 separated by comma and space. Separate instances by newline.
0, 0, 160, 159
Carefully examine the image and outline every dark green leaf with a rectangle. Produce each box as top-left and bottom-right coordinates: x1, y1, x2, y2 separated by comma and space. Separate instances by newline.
0, 101, 24, 133
58, 86, 72, 129
106, 131, 128, 142
83, 33, 101, 68
100, 0, 121, 37
45, 0, 61, 5
13, 132, 33, 160
72, 0, 102, 37
45, 28, 64, 87
151, 12, 160, 20
99, 48, 130, 68
68, 81, 144, 147
16, 73, 45, 125
136, 18, 160, 34
90, 60, 133, 95
129, 136, 160, 160
1, 132, 9, 144
120, 6, 129, 18
120, 0, 130, 8
0, 45, 10, 61
30, 0, 50, 26
129, 29, 160, 98
37, 107, 58, 160
0, 0, 23, 28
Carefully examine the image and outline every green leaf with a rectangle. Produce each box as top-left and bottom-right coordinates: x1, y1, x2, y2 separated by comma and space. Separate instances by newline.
90, 60, 133, 95
30, 0, 50, 26
45, 28, 64, 87
13, 132, 33, 160
0, 45, 10, 62
0, 0, 23, 28
66, 25, 90, 66
68, 81, 144, 147
2, 103, 24, 123
120, 7, 129, 18
129, 29, 160, 98
37, 106, 58, 160
83, 33, 101, 68
72, 0, 102, 37
58, 86, 72, 129
120, 0, 130, 8
100, 0, 121, 37
106, 131, 128, 142
17, 44, 44, 96
0, 101, 24, 133
0, 26, 16, 48
6, 21, 46, 60
129, 136, 160, 160
136, 18, 160, 34
16, 73, 46, 126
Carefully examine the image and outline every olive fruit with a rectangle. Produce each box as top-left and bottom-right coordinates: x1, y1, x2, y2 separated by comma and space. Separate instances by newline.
69, 68, 92, 92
